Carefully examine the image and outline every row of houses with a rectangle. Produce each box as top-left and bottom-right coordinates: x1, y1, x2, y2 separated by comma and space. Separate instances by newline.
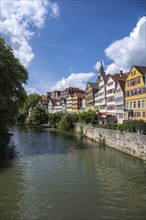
41, 63, 146, 123
41, 87, 85, 113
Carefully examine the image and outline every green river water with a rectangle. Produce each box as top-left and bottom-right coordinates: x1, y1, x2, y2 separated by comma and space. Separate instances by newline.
0, 126, 145, 220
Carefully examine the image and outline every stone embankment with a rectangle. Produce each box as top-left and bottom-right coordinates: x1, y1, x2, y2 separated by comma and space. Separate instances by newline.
75, 123, 146, 160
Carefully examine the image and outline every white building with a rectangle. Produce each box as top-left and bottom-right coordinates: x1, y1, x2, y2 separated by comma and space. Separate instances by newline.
95, 74, 109, 113
106, 73, 128, 117
54, 98, 66, 113
115, 80, 126, 124
106, 75, 117, 115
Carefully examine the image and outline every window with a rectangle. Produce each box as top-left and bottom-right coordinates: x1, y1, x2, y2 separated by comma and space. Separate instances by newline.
142, 112, 145, 117
137, 112, 141, 117
117, 113, 123, 119
134, 101, 136, 108
142, 88, 145, 94
142, 100, 145, 108
125, 91, 129, 97
107, 105, 115, 110
134, 89, 137, 95
135, 78, 140, 85
138, 101, 141, 108
131, 70, 136, 76
116, 105, 123, 110
129, 90, 133, 96
107, 81, 113, 87
126, 102, 129, 109
130, 102, 132, 109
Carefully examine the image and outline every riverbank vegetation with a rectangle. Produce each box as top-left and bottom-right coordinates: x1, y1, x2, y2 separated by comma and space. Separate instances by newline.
17, 103, 146, 134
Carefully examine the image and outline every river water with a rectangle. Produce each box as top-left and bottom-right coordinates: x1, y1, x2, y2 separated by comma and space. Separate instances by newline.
0, 126, 146, 220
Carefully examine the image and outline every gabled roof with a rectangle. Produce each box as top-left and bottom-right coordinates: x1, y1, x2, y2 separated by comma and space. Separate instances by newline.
87, 82, 98, 89
74, 92, 85, 98
102, 74, 109, 83
134, 66, 146, 75
116, 80, 125, 92
110, 73, 128, 82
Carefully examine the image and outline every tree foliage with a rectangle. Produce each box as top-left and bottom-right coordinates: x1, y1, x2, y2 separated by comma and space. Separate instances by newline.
17, 93, 41, 123
48, 112, 63, 127
0, 38, 28, 134
58, 113, 79, 131
23, 93, 41, 112
78, 110, 97, 124
27, 104, 48, 124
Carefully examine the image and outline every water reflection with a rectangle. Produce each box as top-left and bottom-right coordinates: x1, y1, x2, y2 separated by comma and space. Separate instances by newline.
0, 126, 146, 220
0, 141, 16, 170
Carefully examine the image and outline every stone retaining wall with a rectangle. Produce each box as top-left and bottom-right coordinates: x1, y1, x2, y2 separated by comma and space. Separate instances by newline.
75, 123, 146, 160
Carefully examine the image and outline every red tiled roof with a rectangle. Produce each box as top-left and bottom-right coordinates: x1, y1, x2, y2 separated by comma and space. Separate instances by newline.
111, 73, 128, 82
74, 92, 85, 98
134, 66, 146, 75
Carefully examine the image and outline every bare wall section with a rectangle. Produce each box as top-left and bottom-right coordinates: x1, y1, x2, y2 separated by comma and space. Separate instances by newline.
75, 123, 146, 160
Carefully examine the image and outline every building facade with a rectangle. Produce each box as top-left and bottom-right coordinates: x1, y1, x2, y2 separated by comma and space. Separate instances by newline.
95, 74, 108, 113
85, 82, 98, 110
115, 80, 125, 124
125, 66, 146, 122
66, 94, 73, 113
72, 93, 85, 113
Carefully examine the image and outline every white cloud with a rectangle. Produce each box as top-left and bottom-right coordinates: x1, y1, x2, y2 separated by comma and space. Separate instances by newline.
0, 0, 60, 67
23, 84, 39, 95
50, 72, 95, 91
105, 16, 146, 73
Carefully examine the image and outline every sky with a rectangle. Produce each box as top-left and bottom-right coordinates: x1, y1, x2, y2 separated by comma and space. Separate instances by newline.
0, 0, 146, 94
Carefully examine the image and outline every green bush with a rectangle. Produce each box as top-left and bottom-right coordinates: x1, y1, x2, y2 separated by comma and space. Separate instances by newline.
117, 123, 128, 132
108, 123, 117, 130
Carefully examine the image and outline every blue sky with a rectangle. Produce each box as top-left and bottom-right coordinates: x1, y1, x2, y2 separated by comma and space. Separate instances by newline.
1, 0, 146, 94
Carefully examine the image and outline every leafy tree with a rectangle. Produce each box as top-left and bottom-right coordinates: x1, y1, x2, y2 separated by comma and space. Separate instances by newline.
17, 108, 28, 124
58, 114, 71, 131
58, 113, 79, 131
48, 112, 63, 127
23, 93, 41, 112
28, 104, 48, 124
78, 110, 97, 124
0, 38, 28, 145
17, 93, 41, 123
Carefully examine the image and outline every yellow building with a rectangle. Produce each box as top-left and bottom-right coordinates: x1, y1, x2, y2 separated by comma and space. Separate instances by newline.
125, 65, 146, 122
85, 82, 98, 111
72, 93, 85, 113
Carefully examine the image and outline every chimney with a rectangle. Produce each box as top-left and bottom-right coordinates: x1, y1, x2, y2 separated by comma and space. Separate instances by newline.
120, 68, 123, 76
